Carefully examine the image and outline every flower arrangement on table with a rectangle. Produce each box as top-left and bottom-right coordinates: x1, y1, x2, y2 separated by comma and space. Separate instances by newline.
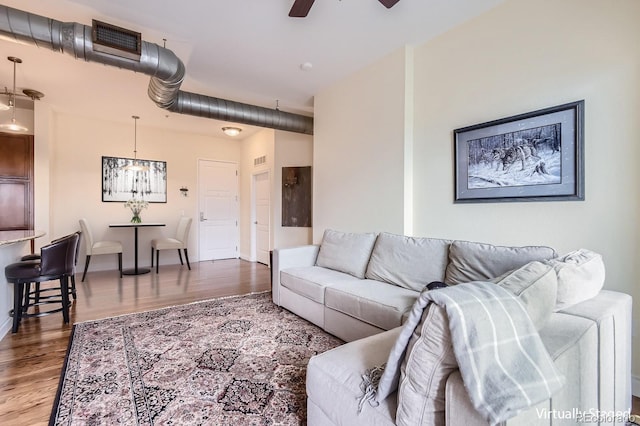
124, 198, 148, 223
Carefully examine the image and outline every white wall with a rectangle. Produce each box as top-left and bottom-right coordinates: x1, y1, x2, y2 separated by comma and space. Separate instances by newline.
412, 0, 640, 377
313, 47, 411, 242
273, 130, 313, 249
239, 129, 274, 260
48, 111, 241, 272
239, 129, 314, 261
313, 0, 640, 388
33, 102, 52, 252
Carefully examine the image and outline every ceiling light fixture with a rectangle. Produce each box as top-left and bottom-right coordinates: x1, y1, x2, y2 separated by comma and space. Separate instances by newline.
222, 126, 242, 137
123, 115, 149, 172
0, 56, 28, 132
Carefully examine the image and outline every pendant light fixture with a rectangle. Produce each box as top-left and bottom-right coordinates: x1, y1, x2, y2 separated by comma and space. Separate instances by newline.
123, 115, 149, 172
0, 56, 28, 132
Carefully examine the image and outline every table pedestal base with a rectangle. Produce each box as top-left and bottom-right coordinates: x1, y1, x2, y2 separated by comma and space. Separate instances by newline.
122, 268, 151, 276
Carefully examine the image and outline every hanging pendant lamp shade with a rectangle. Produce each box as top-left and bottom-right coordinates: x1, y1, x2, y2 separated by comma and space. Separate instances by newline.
123, 115, 149, 172
0, 56, 28, 132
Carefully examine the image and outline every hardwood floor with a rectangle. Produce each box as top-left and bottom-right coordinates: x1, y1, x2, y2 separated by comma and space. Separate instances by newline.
0, 259, 271, 425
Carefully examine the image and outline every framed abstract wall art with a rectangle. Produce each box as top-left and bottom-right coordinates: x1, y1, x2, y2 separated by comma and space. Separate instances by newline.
454, 100, 584, 203
102, 156, 167, 203
282, 166, 312, 227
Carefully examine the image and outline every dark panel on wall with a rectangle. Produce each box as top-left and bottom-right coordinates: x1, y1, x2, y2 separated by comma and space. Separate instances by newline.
282, 166, 311, 227
0, 182, 28, 228
0, 133, 33, 230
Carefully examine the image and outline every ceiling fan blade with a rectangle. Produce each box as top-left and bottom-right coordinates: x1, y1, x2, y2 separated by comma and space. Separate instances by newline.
289, 0, 315, 17
378, 0, 400, 8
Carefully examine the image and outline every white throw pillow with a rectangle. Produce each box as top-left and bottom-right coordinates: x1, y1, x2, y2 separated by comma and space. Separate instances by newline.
545, 249, 605, 311
315, 229, 377, 278
397, 304, 457, 426
492, 261, 558, 330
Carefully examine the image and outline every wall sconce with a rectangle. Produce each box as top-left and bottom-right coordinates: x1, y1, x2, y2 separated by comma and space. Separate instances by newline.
180, 186, 189, 197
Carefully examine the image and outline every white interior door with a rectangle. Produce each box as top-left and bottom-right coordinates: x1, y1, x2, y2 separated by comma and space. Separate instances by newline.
198, 160, 239, 260
254, 171, 270, 265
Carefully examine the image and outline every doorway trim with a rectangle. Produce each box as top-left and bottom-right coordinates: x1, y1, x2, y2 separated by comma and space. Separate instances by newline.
251, 170, 271, 264
197, 158, 239, 262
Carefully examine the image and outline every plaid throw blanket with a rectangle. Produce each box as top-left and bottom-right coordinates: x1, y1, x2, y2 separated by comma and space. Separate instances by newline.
360, 281, 565, 425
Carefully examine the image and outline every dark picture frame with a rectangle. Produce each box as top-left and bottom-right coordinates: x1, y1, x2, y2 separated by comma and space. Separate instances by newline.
102, 156, 167, 203
282, 166, 312, 227
454, 100, 584, 203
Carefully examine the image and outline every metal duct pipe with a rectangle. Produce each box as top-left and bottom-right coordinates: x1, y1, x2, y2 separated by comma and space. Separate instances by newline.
0, 4, 314, 135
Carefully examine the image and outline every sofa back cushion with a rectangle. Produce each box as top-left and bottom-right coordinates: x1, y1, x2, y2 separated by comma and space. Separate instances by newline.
546, 249, 605, 311
315, 229, 377, 278
397, 304, 457, 426
444, 240, 557, 285
365, 232, 451, 291
492, 261, 558, 330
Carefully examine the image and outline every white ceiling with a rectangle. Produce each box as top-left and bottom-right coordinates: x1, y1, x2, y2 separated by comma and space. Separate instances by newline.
0, 0, 504, 138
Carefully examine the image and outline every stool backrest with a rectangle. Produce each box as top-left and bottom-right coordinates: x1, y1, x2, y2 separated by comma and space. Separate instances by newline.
39, 233, 79, 277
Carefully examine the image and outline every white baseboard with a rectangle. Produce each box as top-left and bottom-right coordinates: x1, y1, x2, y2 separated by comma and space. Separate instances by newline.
0, 317, 12, 342
633, 375, 640, 397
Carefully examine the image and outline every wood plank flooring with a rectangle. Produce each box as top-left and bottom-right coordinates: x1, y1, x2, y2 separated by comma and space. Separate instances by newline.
0, 259, 271, 425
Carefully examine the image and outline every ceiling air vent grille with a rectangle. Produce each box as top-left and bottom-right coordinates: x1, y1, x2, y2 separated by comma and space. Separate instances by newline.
254, 156, 266, 167
92, 20, 142, 61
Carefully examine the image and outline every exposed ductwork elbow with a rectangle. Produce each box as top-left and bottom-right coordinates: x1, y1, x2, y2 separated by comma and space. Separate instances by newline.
0, 4, 314, 135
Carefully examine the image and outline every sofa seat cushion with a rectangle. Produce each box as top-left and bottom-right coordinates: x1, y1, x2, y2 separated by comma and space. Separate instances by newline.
325, 280, 418, 330
280, 266, 360, 303
315, 229, 378, 278
444, 240, 557, 285
365, 232, 451, 291
307, 328, 401, 426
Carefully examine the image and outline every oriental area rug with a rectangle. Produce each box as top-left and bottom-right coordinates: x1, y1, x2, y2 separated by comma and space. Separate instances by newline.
49, 292, 343, 425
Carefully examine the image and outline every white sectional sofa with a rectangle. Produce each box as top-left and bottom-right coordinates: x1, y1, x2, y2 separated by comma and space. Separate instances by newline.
271, 230, 632, 425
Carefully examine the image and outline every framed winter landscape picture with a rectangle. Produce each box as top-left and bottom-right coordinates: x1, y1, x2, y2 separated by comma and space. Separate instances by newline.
454, 100, 584, 203
102, 156, 167, 203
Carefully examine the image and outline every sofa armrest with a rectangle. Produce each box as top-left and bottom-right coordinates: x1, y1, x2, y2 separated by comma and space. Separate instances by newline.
272, 245, 320, 305
555, 289, 632, 417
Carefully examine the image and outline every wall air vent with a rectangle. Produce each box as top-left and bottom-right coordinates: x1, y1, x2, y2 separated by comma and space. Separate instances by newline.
92, 20, 141, 61
254, 155, 266, 167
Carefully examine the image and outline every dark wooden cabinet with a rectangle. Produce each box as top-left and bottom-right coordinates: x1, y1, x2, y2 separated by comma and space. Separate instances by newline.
0, 132, 34, 230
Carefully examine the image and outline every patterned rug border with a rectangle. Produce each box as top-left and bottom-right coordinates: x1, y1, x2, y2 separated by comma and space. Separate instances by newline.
49, 323, 77, 426
47, 289, 277, 425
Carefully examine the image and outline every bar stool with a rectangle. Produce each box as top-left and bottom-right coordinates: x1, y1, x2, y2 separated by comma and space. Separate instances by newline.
20, 231, 82, 301
5, 233, 79, 333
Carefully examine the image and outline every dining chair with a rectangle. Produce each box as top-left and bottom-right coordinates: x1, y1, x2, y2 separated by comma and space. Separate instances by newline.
4, 233, 79, 333
151, 217, 192, 273
79, 218, 123, 281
